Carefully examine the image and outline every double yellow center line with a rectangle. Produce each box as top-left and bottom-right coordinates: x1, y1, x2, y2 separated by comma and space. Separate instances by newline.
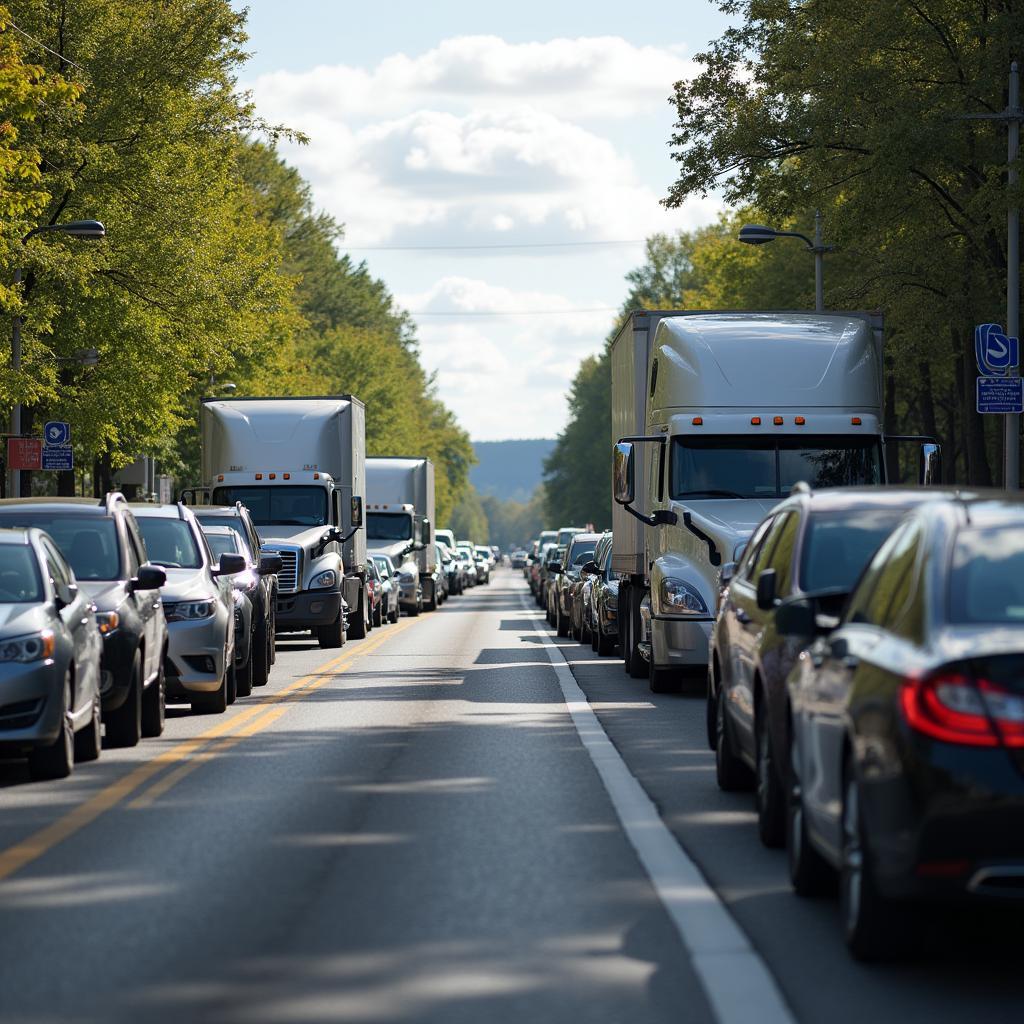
0, 618, 416, 883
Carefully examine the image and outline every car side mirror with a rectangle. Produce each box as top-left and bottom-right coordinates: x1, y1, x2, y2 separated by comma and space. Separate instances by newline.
756, 568, 777, 610
719, 561, 737, 586
549, 563, 562, 574
613, 442, 635, 505
134, 564, 167, 591
580, 560, 600, 576
214, 553, 246, 576
258, 555, 283, 575
55, 581, 78, 609
774, 599, 816, 637
350, 495, 363, 528
829, 635, 849, 660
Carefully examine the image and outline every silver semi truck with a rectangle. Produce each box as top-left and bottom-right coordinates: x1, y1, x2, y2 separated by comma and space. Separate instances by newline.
199, 396, 368, 648
611, 310, 939, 692
366, 457, 438, 610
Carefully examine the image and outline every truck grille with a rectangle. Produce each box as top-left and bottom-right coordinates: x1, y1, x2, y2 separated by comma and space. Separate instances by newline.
263, 545, 301, 594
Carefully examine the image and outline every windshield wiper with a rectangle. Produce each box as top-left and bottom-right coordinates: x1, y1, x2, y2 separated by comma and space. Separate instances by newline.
677, 489, 749, 499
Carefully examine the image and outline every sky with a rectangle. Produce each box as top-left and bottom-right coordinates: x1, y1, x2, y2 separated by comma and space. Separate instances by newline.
235, 1, 731, 440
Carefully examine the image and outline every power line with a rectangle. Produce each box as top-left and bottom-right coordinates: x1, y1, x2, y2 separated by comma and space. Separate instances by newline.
348, 239, 646, 252
7, 21, 87, 72
407, 307, 617, 317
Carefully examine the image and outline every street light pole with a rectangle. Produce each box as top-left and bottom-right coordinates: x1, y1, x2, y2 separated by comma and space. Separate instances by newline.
814, 210, 825, 313
737, 215, 833, 311
1007, 60, 1020, 489
7, 220, 105, 498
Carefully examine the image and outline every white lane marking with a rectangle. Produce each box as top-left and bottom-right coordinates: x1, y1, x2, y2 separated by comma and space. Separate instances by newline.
521, 594, 796, 1024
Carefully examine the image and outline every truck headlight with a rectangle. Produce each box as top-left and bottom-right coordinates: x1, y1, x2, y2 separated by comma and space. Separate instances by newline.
0, 630, 55, 662
165, 600, 215, 622
659, 578, 709, 616
311, 570, 336, 589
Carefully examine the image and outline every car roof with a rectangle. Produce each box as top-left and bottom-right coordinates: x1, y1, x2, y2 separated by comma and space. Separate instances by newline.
193, 505, 245, 517
128, 502, 192, 521
568, 532, 602, 544
201, 524, 236, 536
781, 486, 971, 515
0, 526, 34, 545
0, 497, 110, 515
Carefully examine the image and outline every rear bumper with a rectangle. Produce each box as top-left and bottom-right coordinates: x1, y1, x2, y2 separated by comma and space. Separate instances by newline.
276, 589, 343, 629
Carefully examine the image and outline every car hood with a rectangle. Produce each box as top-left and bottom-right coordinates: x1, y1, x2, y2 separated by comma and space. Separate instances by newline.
159, 568, 216, 602
78, 579, 129, 611
0, 602, 49, 638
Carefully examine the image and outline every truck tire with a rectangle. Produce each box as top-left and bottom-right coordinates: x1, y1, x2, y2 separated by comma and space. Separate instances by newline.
623, 587, 647, 679
425, 578, 438, 612
348, 587, 368, 640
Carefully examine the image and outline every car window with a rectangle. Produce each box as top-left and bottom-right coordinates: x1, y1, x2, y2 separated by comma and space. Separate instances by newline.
135, 517, 202, 569
800, 508, 906, 593
948, 525, 1024, 625
880, 522, 926, 643
205, 532, 240, 559
845, 520, 916, 627
0, 545, 43, 602
737, 516, 775, 581
750, 513, 790, 583
766, 513, 800, 597
124, 519, 144, 576
197, 516, 254, 560
41, 538, 73, 589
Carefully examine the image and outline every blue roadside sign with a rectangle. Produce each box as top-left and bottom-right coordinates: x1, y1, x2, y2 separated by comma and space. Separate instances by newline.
43, 420, 71, 447
975, 323, 1019, 375
977, 376, 1024, 414
41, 446, 74, 471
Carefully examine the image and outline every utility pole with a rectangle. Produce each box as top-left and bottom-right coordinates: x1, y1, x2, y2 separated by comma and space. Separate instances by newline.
814, 210, 825, 313
1007, 61, 1021, 489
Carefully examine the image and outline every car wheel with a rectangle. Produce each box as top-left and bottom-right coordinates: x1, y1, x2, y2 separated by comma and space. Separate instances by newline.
106, 654, 143, 748
716, 684, 753, 791
556, 601, 570, 638
787, 748, 834, 897
192, 669, 228, 715
840, 760, 914, 960
317, 608, 345, 648
29, 673, 74, 781
389, 604, 399, 624
755, 707, 785, 848
74, 694, 102, 763
252, 616, 271, 686
141, 656, 166, 737
235, 648, 254, 699
597, 625, 614, 657
373, 602, 383, 628
226, 661, 238, 705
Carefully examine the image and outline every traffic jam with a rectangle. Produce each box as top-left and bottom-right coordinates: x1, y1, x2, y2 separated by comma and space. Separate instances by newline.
520, 310, 1024, 963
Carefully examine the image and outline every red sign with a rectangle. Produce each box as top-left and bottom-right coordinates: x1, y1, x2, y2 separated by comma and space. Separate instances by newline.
8, 438, 42, 471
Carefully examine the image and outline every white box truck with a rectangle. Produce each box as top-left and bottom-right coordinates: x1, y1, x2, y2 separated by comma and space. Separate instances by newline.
199, 396, 369, 648
611, 310, 940, 691
366, 457, 438, 610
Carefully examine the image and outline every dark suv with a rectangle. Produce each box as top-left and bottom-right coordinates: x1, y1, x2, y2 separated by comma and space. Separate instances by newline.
0, 494, 168, 746
194, 503, 278, 687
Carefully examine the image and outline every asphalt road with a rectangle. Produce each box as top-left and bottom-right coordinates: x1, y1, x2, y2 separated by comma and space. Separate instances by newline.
0, 571, 1018, 1024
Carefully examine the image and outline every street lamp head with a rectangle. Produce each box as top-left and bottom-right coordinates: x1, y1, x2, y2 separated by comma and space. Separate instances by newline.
59, 220, 106, 239
738, 224, 778, 245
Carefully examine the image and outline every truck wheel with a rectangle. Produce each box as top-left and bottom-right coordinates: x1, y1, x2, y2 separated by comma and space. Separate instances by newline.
624, 589, 647, 679
348, 588, 368, 640
317, 607, 345, 648
425, 579, 438, 612
105, 655, 143, 748
141, 658, 166, 737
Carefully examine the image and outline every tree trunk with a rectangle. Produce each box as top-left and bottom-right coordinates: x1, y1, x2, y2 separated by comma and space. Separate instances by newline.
93, 454, 112, 498
958, 331, 993, 485
18, 406, 34, 497
884, 360, 899, 482
56, 470, 75, 496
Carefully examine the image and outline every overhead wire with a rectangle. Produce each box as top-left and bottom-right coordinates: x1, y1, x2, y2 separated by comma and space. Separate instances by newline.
347, 240, 647, 252
7, 21, 87, 73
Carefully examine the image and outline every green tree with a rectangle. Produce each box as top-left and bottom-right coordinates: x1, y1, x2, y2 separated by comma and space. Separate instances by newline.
450, 485, 489, 543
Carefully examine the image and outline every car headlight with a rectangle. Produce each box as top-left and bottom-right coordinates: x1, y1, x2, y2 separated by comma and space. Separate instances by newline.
0, 630, 55, 662
311, 570, 336, 589
399, 572, 415, 583
659, 578, 709, 615
165, 600, 215, 622
95, 611, 120, 636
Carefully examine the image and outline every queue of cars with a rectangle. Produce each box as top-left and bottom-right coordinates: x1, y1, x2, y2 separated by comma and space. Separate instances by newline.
534, 490, 1024, 962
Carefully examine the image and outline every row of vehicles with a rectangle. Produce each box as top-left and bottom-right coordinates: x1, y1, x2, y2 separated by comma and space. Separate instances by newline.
0, 394, 498, 783
590, 307, 1021, 961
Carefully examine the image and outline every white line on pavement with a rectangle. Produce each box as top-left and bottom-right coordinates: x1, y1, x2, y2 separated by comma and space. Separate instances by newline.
522, 594, 796, 1024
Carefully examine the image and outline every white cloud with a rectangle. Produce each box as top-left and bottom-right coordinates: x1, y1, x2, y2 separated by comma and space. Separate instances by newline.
251, 35, 697, 121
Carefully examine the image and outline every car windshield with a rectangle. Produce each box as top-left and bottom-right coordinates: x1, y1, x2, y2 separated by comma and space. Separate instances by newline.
195, 516, 253, 558
0, 545, 43, 602
670, 436, 882, 499
137, 518, 202, 568
568, 541, 597, 567
372, 556, 392, 578
949, 527, 1024, 624
211, 486, 327, 527
0, 513, 121, 581
367, 512, 412, 541
204, 532, 241, 559
800, 509, 905, 592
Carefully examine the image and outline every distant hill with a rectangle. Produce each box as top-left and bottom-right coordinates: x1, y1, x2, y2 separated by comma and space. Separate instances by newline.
471, 439, 555, 503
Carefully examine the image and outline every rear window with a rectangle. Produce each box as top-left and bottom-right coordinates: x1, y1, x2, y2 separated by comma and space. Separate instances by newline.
800, 509, 905, 593
949, 527, 1024, 624
0, 513, 121, 581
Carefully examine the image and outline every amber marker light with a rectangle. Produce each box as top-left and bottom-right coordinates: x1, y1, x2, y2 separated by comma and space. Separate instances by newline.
692, 416, 703, 426
773, 416, 784, 425
851, 417, 862, 426
795, 416, 806, 426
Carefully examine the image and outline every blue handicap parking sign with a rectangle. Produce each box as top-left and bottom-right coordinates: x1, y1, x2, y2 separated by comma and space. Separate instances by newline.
43, 420, 71, 447
975, 323, 1019, 376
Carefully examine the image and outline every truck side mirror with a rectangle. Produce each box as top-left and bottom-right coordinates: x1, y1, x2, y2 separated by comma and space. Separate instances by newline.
756, 568, 777, 610
351, 495, 363, 528
422, 517, 431, 544
613, 442, 635, 505
919, 443, 941, 486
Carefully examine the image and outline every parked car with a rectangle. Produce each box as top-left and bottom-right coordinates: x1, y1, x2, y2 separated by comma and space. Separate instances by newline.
785, 492, 1024, 960
572, 533, 612, 643
550, 533, 600, 637
457, 548, 477, 588
0, 494, 168, 747
0, 528, 103, 779
427, 547, 447, 607
473, 546, 491, 585
372, 554, 401, 624
511, 550, 528, 570
194, 502, 279, 684
539, 544, 562, 614
132, 504, 243, 714
712, 487, 952, 848
438, 543, 459, 598
582, 532, 618, 655
435, 543, 451, 603
202, 527, 255, 696
395, 557, 424, 615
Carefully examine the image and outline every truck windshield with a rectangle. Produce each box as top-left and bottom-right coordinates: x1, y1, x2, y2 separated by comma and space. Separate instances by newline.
211, 486, 327, 527
670, 436, 881, 499
367, 512, 412, 541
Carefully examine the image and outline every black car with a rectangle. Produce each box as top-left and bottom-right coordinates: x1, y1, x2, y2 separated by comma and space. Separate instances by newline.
785, 493, 1024, 960
583, 532, 618, 656
550, 533, 600, 638
194, 503, 279, 687
711, 487, 953, 847
0, 495, 167, 747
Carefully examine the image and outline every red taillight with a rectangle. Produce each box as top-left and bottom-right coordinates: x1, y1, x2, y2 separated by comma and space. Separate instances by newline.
900, 672, 1024, 748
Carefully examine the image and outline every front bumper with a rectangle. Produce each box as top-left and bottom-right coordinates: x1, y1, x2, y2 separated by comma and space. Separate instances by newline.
650, 615, 712, 669
164, 613, 229, 696
398, 579, 421, 608
276, 589, 343, 629
0, 659, 67, 748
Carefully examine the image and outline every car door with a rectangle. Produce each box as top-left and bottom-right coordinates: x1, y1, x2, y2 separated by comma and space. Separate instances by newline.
41, 538, 93, 714
124, 515, 159, 684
